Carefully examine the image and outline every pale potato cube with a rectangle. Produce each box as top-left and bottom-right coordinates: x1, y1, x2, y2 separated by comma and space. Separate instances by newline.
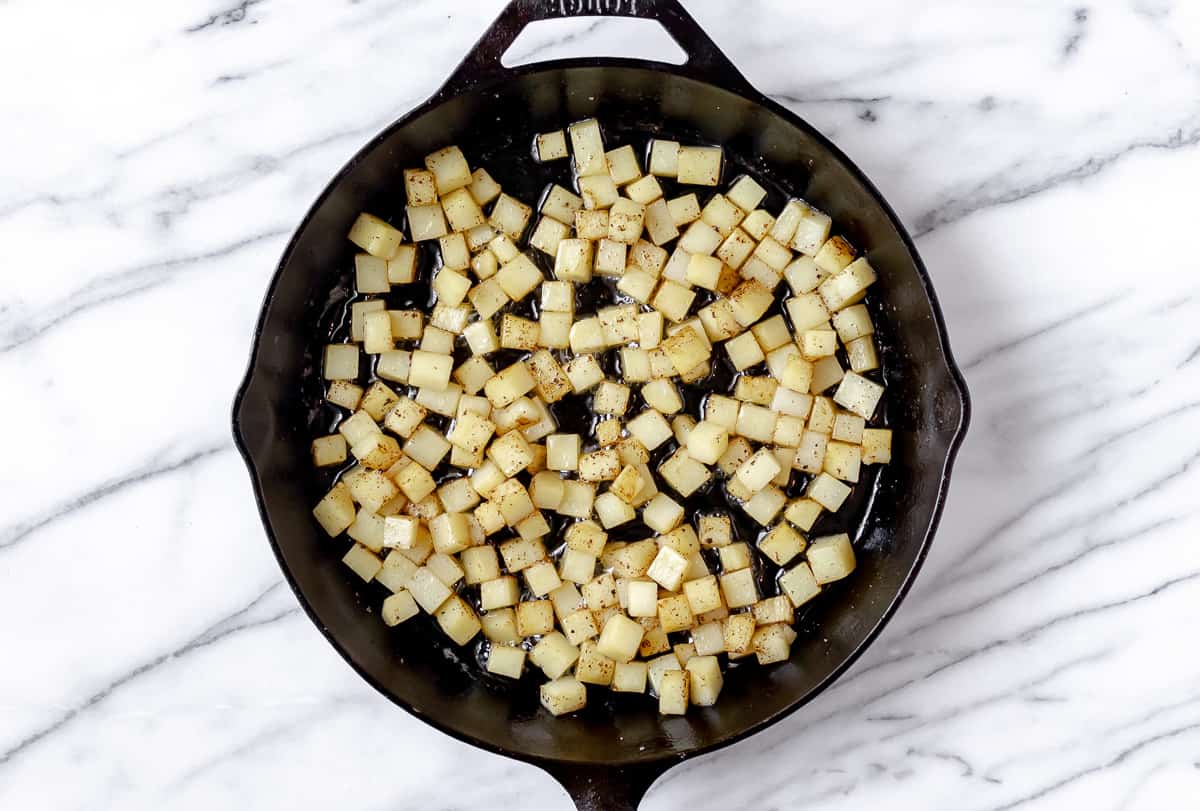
676, 146, 722, 186
516, 600, 556, 638
801, 329, 838, 360
487, 644, 527, 679
637, 493, 680, 534
700, 193, 744, 237
740, 255, 782, 291
481, 608, 520, 644
595, 492, 636, 528
786, 292, 831, 334
348, 212, 404, 259
685, 254, 722, 291
779, 561, 821, 608
559, 548, 598, 586
644, 198, 680, 245
736, 402, 778, 443
590, 238, 625, 278
659, 449, 712, 497
639, 622, 672, 659
758, 523, 806, 566
352, 433, 403, 470
722, 613, 756, 657
617, 268, 657, 304
741, 209, 775, 241
537, 312, 571, 350
342, 543, 382, 581
338, 409, 380, 447
832, 304, 875, 343
522, 559, 562, 597
403, 424, 450, 469
833, 371, 885, 420
495, 253, 542, 301
813, 235, 856, 276
569, 118, 607, 177
529, 216, 571, 256
540, 677, 587, 716
595, 613, 644, 662
752, 595, 794, 627
406, 203, 447, 242
579, 447, 621, 483
699, 515, 732, 548
350, 299, 386, 342
311, 431, 351, 470
542, 183, 584, 224
489, 193, 533, 238
691, 621, 724, 657
382, 397, 426, 440
536, 129, 568, 161
729, 279, 773, 327
862, 428, 892, 464
698, 299, 741, 342
480, 576, 521, 610
575, 210, 609, 241
658, 669, 689, 715
608, 198, 646, 244
404, 350, 450, 391
680, 420, 725, 466
773, 415, 806, 447
546, 433, 581, 471
823, 440, 862, 483
847, 335, 880, 373
647, 546, 689, 592
604, 143, 642, 185
575, 175, 618, 213
575, 640, 616, 686
529, 470, 565, 511
657, 594, 694, 634
612, 661, 649, 693
685, 655, 724, 706
565, 520, 608, 556
626, 174, 663, 204
679, 220, 722, 256
467, 167, 502, 206
784, 498, 823, 532
736, 448, 782, 490
629, 240, 668, 276
624, 409, 670, 451
379, 589, 419, 627
753, 623, 797, 665
819, 256, 877, 311
791, 206, 832, 255
753, 235, 792, 271
719, 567, 758, 608
727, 175, 767, 211
717, 227, 756, 270
354, 253, 389, 294
683, 575, 722, 615
806, 472, 852, 511
313, 482, 356, 536
454, 356, 495, 396
441, 188, 486, 233
610, 465, 644, 504
457, 546, 499, 585
809, 396, 836, 433
671, 413, 696, 446
743, 485, 787, 525
701, 394, 738, 430
530, 630, 581, 678
784, 255, 822, 294
644, 377, 685, 413
323, 344, 360, 381
557, 480, 596, 518
492, 479, 537, 526
808, 533, 857, 584
405, 566, 451, 614
426, 551, 464, 588
626, 580, 659, 618
724, 332, 764, 371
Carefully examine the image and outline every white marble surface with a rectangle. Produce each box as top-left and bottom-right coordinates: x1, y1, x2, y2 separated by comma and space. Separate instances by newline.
2, 0, 1199, 808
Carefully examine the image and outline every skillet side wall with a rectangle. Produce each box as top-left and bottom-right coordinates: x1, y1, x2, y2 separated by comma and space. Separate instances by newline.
234, 64, 965, 764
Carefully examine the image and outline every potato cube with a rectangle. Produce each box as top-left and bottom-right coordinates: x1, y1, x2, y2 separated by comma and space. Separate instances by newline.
685, 655, 724, 706
377, 588, 420, 627
426, 551, 465, 588
727, 175, 767, 211
354, 254, 389, 295
846, 335, 880, 373
605, 661, 646, 694
833, 371, 885, 420
352, 433, 403, 470
819, 256, 877, 312
806, 472, 852, 512
736, 448, 782, 491
813, 234, 856, 276
323, 344, 360, 381
479, 576, 519, 611
741, 209, 775, 241
482, 644, 526, 679
518, 559, 559, 598
743, 485, 787, 525
406, 203, 448, 241
427, 512, 469, 556
659, 449, 712, 497
536, 129, 568, 161
735, 402, 777, 443
404, 350, 450, 391
527, 628, 579, 677
656, 594, 693, 634
488, 193, 532, 239
729, 279, 773, 327
557, 480, 596, 518
575, 640, 616, 686
402, 424, 450, 469
719, 568, 758, 609
722, 332, 763, 372
758, 523, 806, 566
311, 434, 348, 468
823, 440, 862, 483
339, 410, 380, 448
594, 492, 635, 528
392, 461, 434, 503
492, 478, 536, 526
342, 543, 382, 581
454, 546, 499, 586
679, 220, 722, 256
717, 227, 756, 270
719, 613, 755, 657
752, 623, 797, 665
608, 198, 646, 244
626, 173, 663, 204
568, 118, 607, 176
598, 144, 638, 185
807, 533, 857, 584
656, 668, 689, 715
595, 614, 644, 662
791, 207, 832, 256
637, 494, 680, 535
312, 483, 356, 536
350, 299, 386, 343
781, 499, 820, 533
540, 676, 588, 716
441, 188, 485, 234
644, 198, 680, 245
622, 579, 656, 619
676, 146, 722, 186
646, 546, 689, 592
348, 212, 404, 259
861, 428, 892, 464
683, 575, 723, 615
403, 566, 450, 614
779, 561, 821, 609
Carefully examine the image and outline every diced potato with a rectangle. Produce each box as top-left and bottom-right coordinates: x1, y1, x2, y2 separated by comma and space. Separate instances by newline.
342, 543, 383, 581
536, 129, 568, 161
807, 533, 857, 584
312, 482, 356, 536
659, 448, 711, 497
676, 146, 722, 186
819, 256, 877, 311
489, 193, 533, 238
468, 167, 502, 206
323, 344, 360, 381
685, 655, 724, 706
531, 630, 581, 679
575, 640, 616, 686
647, 546, 689, 592
862, 428, 892, 464
608, 198, 646, 244
596, 613, 644, 662
679, 221, 722, 256
644, 198, 680, 245
846, 335, 880, 373
381, 589, 420, 626
569, 118, 607, 177
717, 227, 756, 270
605, 144, 642, 185
540, 676, 587, 716
612, 660, 649, 693
487, 644, 527, 679
312, 434, 348, 468
743, 485, 787, 526
701, 194, 744, 237
626, 174, 663, 204
657, 669, 689, 715
355, 254, 389, 294
348, 213, 404, 259
741, 209, 775, 241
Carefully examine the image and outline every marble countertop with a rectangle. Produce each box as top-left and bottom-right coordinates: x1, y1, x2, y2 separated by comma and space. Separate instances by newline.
3, 0, 1199, 808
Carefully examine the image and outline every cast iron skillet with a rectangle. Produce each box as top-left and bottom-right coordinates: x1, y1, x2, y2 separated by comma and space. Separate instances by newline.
232, 1, 970, 808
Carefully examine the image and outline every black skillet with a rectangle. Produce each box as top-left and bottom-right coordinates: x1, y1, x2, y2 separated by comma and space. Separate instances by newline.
232, 1, 971, 808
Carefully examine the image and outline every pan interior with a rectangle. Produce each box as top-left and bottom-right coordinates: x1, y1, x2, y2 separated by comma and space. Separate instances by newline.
235, 64, 965, 764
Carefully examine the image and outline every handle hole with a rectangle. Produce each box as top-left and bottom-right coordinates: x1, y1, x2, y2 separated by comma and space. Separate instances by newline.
500, 16, 687, 67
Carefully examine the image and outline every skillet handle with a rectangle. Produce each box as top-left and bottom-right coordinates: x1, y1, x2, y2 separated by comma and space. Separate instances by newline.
436, 0, 755, 100
539, 760, 671, 811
